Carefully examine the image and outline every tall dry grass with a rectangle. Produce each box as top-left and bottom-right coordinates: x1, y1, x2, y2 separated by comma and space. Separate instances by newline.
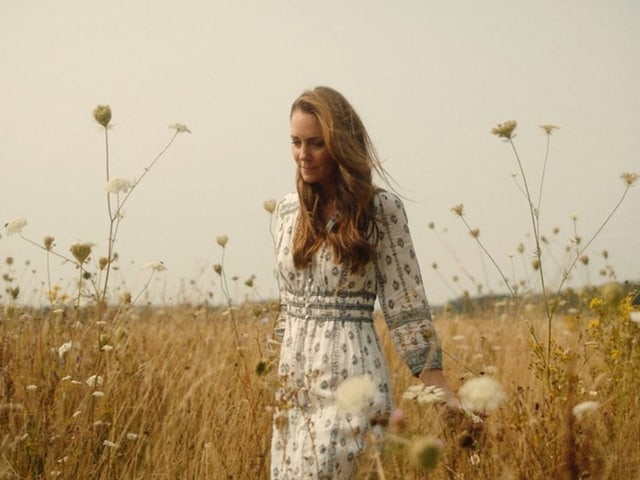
1, 291, 638, 479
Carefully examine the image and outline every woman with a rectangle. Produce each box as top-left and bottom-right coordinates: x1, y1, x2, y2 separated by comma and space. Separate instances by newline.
271, 86, 456, 479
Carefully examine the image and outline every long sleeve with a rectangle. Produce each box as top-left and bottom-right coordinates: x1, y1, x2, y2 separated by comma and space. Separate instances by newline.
374, 191, 442, 375
272, 193, 297, 343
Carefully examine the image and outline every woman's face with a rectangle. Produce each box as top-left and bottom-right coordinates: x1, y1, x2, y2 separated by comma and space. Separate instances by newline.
290, 109, 336, 191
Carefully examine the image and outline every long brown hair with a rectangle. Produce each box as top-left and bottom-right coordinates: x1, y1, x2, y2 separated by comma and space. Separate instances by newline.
291, 86, 388, 274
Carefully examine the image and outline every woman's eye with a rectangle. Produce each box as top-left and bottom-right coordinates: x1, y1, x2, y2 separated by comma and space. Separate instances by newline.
309, 139, 324, 147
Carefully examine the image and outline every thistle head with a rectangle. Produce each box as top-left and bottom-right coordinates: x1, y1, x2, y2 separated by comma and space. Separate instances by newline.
408, 436, 442, 471
43, 236, 55, 251
216, 235, 229, 248
93, 105, 112, 128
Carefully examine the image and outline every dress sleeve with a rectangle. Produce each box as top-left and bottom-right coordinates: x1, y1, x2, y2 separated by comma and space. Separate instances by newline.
374, 191, 442, 375
272, 194, 294, 342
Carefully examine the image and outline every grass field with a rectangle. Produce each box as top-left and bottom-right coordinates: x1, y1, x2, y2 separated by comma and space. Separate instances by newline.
1, 290, 638, 479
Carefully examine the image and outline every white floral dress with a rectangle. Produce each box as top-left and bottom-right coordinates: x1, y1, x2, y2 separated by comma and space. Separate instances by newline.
270, 190, 441, 479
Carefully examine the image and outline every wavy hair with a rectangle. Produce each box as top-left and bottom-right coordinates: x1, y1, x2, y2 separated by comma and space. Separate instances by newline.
291, 86, 389, 274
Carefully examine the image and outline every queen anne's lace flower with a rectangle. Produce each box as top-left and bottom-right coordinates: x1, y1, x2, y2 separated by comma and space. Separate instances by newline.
169, 123, 191, 133
144, 261, 167, 272
105, 178, 133, 194
402, 384, 446, 405
572, 401, 599, 420
4, 217, 27, 236
58, 341, 73, 359
86, 375, 104, 388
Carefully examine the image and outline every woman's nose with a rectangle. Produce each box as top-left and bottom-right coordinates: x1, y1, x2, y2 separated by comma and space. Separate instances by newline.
299, 144, 309, 160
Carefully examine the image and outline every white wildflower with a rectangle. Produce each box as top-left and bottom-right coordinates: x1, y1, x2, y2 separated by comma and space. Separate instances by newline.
144, 260, 167, 272
573, 401, 599, 420
458, 376, 506, 415
26, 384, 38, 392
335, 375, 377, 416
103, 440, 118, 449
5, 217, 27, 236
169, 123, 191, 134
58, 341, 73, 359
92, 391, 105, 398
86, 375, 104, 388
105, 177, 133, 194
126, 432, 139, 440
101, 345, 114, 352
402, 384, 446, 405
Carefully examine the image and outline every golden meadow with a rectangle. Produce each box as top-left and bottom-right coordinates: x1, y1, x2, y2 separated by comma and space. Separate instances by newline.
1, 108, 638, 479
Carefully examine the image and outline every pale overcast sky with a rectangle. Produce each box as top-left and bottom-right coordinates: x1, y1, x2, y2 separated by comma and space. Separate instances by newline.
1, 1, 638, 306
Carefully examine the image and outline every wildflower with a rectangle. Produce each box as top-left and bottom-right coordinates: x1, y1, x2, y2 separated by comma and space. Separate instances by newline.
58, 341, 73, 359
630, 311, 640, 324
43, 236, 55, 250
572, 401, 599, 420
458, 376, 506, 415
491, 120, 517, 139
169, 123, 191, 133
26, 385, 38, 392
469, 228, 480, 238
263, 199, 277, 214
101, 345, 114, 352
93, 105, 112, 127
70, 243, 92, 264
105, 177, 133, 194
86, 375, 104, 388
126, 433, 139, 440
120, 291, 132, 305
402, 384, 447, 405
539, 124, 559, 135
92, 391, 105, 398
335, 375, 377, 416
451, 204, 464, 216
145, 260, 167, 272
601, 282, 624, 306
620, 172, 638, 186
408, 436, 442, 471
102, 440, 118, 449
388, 408, 406, 433
213, 263, 222, 275
255, 360, 268, 376
216, 235, 229, 247
4, 217, 27, 236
